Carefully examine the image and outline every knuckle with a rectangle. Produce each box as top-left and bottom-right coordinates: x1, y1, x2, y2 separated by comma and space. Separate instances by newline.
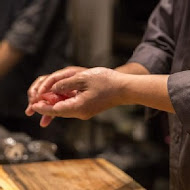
37, 75, 44, 81
65, 66, 72, 70
51, 75, 57, 82
76, 75, 86, 87
27, 88, 31, 96
38, 75, 47, 83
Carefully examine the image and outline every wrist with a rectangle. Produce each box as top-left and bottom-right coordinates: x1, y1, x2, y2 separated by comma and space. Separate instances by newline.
118, 74, 173, 113
113, 73, 136, 106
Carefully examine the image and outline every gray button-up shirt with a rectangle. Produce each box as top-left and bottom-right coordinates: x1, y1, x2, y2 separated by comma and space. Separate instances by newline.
128, 0, 190, 189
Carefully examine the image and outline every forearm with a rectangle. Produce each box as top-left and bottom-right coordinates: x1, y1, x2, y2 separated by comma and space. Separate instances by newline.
0, 41, 23, 78
115, 62, 150, 75
119, 74, 175, 113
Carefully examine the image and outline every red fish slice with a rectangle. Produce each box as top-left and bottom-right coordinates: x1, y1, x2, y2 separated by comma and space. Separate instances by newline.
41, 92, 69, 105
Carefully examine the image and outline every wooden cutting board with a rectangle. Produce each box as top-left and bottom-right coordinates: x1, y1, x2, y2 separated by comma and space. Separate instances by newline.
0, 158, 145, 190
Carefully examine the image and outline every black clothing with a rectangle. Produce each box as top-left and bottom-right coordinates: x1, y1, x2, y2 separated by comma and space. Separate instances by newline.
0, 0, 27, 39
128, 0, 190, 189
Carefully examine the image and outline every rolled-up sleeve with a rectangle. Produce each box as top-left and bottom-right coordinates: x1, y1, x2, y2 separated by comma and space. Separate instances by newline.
129, 0, 190, 130
168, 72, 190, 131
128, 0, 175, 74
5, 0, 59, 54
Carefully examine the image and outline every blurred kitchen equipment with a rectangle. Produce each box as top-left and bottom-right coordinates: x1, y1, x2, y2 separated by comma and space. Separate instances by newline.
0, 125, 58, 164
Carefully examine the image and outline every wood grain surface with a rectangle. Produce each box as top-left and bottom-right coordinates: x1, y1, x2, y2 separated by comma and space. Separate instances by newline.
0, 159, 145, 190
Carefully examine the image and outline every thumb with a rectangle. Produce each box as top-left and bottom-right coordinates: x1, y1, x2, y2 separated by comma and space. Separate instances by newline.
52, 75, 86, 94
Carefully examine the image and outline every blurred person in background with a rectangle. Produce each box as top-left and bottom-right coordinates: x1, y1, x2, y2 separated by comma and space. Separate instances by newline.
0, 0, 72, 141
27, 0, 190, 189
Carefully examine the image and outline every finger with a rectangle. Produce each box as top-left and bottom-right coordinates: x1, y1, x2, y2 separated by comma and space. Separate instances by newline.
38, 69, 77, 94
25, 104, 35, 116
52, 75, 86, 95
28, 75, 47, 104
32, 101, 58, 117
33, 97, 79, 118
40, 115, 54, 128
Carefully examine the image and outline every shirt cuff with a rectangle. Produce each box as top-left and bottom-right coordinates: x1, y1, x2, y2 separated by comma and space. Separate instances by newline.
128, 43, 172, 74
168, 71, 190, 132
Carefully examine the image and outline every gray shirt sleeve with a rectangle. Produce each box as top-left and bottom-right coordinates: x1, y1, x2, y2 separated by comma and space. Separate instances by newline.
4, 0, 60, 54
128, 0, 175, 74
168, 71, 190, 131
128, 0, 190, 130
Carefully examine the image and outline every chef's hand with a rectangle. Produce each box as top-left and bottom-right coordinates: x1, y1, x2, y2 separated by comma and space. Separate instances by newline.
25, 66, 87, 127
31, 67, 127, 121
